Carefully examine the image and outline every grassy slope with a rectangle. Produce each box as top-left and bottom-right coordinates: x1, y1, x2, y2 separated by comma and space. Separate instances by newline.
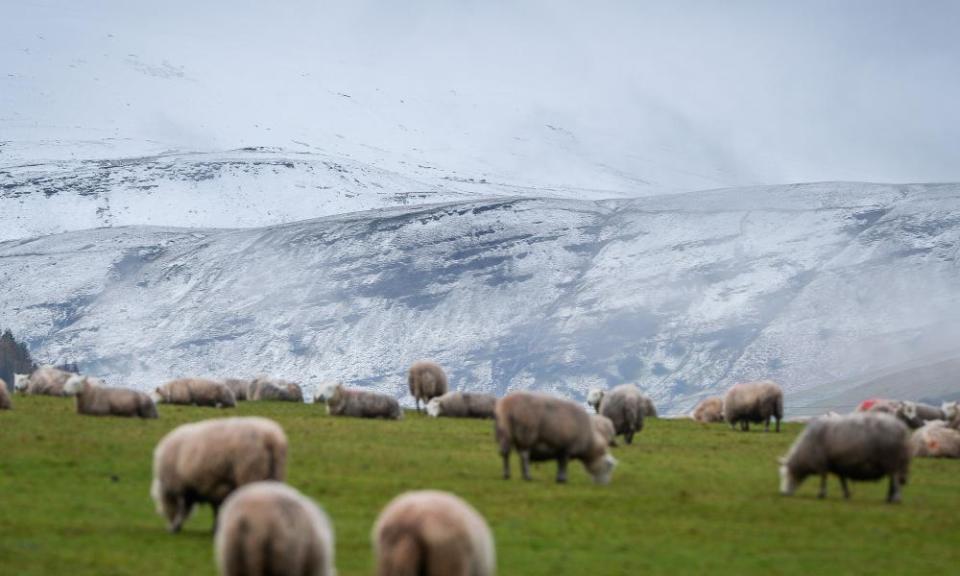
1, 397, 959, 575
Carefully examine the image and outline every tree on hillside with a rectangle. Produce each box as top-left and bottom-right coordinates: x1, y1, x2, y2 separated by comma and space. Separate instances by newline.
0, 329, 36, 391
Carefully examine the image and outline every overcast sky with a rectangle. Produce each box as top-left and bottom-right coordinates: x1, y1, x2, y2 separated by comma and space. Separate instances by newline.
2, 0, 958, 191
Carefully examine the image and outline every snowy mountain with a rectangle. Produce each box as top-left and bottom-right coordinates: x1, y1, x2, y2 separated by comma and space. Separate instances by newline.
3, 182, 958, 413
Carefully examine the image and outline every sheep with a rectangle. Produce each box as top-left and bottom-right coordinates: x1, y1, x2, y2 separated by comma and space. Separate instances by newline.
586, 387, 604, 413
591, 414, 617, 447
153, 378, 236, 408
598, 384, 645, 445
372, 490, 495, 576
494, 391, 617, 484
408, 360, 448, 413
942, 401, 960, 428
857, 399, 930, 429
316, 382, 402, 420
588, 387, 657, 418
779, 412, 911, 503
221, 378, 251, 401
911, 421, 960, 458
723, 380, 784, 432
14, 365, 74, 396
691, 396, 724, 423
0, 378, 11, 410
426, 391, 497, 419
64, 375, 157, 419
904, 401, 945, 424
248, 376, 304, 402
151, 417, 287, 533
215, 481, 335, 576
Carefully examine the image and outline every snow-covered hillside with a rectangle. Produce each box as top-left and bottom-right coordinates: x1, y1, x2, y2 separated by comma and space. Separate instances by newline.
0, 144, 552, 241
3, 182, 958, 413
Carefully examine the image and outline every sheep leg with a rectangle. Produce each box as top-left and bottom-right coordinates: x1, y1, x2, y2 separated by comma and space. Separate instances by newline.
764, 417, 771, 432
210, 502, 220, 533
625, 430, 634, 445
887, 475, 902, 504
818, 474, 827, 498
520, 451, 532, 481
501, 449, 511, 480
775, 418, 781, 433
170, 498, 189, 533
839, 477, 850, 499
556, 455, 569, 484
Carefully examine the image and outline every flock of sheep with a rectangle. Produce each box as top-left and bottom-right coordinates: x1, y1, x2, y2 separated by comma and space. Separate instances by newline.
3, 360, 960, 575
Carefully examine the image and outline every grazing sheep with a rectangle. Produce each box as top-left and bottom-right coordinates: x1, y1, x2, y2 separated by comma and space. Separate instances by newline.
14, 365, 74, 396
0, 378, 11, 410
153, 378, 236, 408
911, 421, 960, 458
723, 380, 784, 432
598, 384, 645, 445
373, 490, 495, 576
426, 391, 497, 419
591, 414, 617, 447
495, 391, 617, 484
779, 412, 911, 503
151, 417, 287, 533
248, 376, 304, 402
215, 481, 335, 576
588, 387, 657, 418
408, 360, 449, 413
316, 383, 402, 420
691, 396, 724, 423
221, 378, 251, 402
64, 375, 157, 419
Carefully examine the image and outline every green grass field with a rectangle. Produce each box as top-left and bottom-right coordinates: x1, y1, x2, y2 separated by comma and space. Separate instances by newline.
1, 397, 959, 575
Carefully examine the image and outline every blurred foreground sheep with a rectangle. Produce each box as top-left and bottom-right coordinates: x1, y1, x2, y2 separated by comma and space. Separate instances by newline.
151, 417, 287, 532
215, 481, 335, 576
373, 490, 495, 576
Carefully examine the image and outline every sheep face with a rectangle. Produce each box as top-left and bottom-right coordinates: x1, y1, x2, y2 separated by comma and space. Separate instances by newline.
779, 460, 800, 495
63, 375, 86, 395
314, 382, 340, 403
13, 374, 29, 391
426, 397, 442, 418
586, 388, 604, 412
585, 453, 617, 485
942, 401, 959, 420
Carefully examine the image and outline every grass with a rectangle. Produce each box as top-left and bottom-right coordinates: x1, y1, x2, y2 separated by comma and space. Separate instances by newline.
1, 397, 959, 575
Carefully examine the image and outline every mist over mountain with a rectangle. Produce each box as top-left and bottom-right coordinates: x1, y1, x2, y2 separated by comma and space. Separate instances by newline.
3, 2, 959, 412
